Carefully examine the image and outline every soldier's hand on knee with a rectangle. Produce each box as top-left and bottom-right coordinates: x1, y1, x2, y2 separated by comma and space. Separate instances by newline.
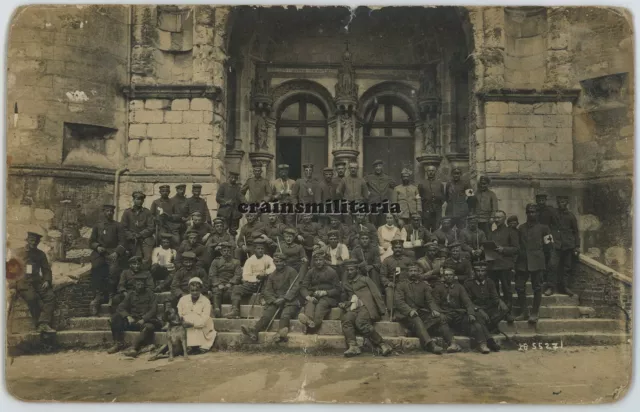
274, 298, 285, 306
468, 314, 476, 322
127, 316, 135, 323
432, 310, 441, 318
409, 310, 418, 318
498, 300, 508, 312
338, 302, 348, 310
218, 284, 226, 290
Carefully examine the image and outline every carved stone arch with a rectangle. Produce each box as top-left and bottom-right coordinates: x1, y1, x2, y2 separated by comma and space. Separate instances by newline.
358, 81, 420, 122
272, 80, 336, 119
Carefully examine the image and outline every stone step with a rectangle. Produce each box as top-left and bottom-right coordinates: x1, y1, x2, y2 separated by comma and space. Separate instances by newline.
500, 318, 624, 334
7, 330, 631, 354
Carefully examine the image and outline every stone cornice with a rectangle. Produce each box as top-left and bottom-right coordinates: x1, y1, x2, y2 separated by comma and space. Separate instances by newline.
8, 165, 215, 183
122, 84, 223, 101
482, 172, 632, 188
477, 89, 581, 103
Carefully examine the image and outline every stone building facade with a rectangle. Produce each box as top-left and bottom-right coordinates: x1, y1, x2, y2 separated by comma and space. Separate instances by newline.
6, 5, 633, 273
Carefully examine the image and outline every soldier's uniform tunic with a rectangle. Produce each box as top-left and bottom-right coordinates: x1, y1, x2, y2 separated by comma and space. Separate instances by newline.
464, 277, 509, 331
253, 265, 301, 333
209, 256, 242, 314
215, 181, 244, 234
121, 206, 155, 266
300, 265, 342, 330
380, 254, 415, 311
418, 178, 446, 232
89, 218, 126, 300
488, 223, 519, 307
12, 246, 55, 328
185, 196, 212, 225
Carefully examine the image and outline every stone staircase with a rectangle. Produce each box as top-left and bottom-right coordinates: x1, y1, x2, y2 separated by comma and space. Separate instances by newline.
8, 283, 629, 354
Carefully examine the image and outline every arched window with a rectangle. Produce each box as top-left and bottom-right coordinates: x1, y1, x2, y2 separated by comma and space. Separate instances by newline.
276, 95, 328, 179
363, 97, 415, 181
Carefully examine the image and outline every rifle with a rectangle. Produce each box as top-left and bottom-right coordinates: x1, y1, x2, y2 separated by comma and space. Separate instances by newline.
265, 270, 302, 331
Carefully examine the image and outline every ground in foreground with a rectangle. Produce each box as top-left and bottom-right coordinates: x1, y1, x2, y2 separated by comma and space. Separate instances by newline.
5, 345, 632, 404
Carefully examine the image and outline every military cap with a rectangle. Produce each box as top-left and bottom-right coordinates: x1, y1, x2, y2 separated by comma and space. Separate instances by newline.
273, 252, 286, 261
102, 204, 116, 210
372, 159, 384, 166
535, 193, 548, 199
160, 233, 173, 240
175, 183, 187, 189
525, 203, 538, 212
472, 260, 488, 268
252, 238, 266, 245
128, 256, 142, 264
134, 272, 149, 280
26, 231, 43, 240
181, 251, 197, 260
322, 167, 334, 173
191, 211, 203, 218
451, 167, 462, 173
159, 184, 170, 190
557, 195, 569, 200
302, 163, 314, 169
426, 242, 439, 250
358, 230, 371, 238
410, 212, 421, 219
312, 249, 326, 258
218, 241, 233, 249
407, 261, 420, 268
184, 229, 199, 237
213, 217, 225, 224
401, 168, 412, 176
228, 171, 240, 176
132, 191, 146, 199
283, 227, 297, 236
277, 164, 290, 170
188, 277, 203, 285
327, 230, 340, 238
507, 215, 519, 223
192, 183, 202, 189
390, 236, 404, 245
334, 161, 346, 167
441, 217, 452, 222
478, 175, 491, 184
447, 241, 462, 249
342, 259, 359, 267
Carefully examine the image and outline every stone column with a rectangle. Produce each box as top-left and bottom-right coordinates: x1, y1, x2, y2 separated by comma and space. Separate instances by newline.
416, 63, 443, 179
249, 64, 275, 179
332, 42, 360, 166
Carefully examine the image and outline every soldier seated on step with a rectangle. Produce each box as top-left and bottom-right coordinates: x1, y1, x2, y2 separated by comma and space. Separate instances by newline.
431, 268, 499, 354
113, 256, 155, 309
298, 249, 342, 334
171, 251, 209, 308
107, 272, 161, 357
204, 217, 235, 262
279, 227, 308, 274
208, 242, 242, 318
150, 233, 177, 293
234, 212, 265, 263
442, 242, 473, 284
339, 259, 393, 358
464, 261, 509, 342
9, 231, 57, 334
227, 238, 275, 319
393, 262, 450, 355
175, 230, 208, 271
241, 253, 301, 344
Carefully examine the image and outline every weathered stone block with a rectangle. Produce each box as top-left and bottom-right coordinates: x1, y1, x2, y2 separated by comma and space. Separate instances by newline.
138, 140, 151, 157
485, 127, 504, 143
549, 143, 573, 161
543, 114, 572, 128
129, 100, 145, 110
183, 110, 204, 124
533, 103, 556, 115
485, 143, 496, 160
191, 139, 212, 157
620, 125, 633, 137
133, 110, 164, 124
127, 139, 139, 157
145, 99, 171, 110
203, 111, 214, 123
171, 99, 190, 111
518, 160, 541, 174
129, 124, 147, 139
17, 114, 44, 130
485, 161, 500, 173
539, 161, 565, 174
508, 103, 533, 115
494, 143, 525, 161
525, 143, 551, 161
485, 102, 508, 115
147, 123, 173, 139
499, 161, 519, 173
556, 128, 573, 144
199, 124, 213, 140
534, 128, 558, 143
503, 114, 543, 128
556, 102, 573, 114
191, 98, 213, 111
512, 127, 536, 143
164, 111, 183, 124
34, 208, 54, 221
151, 139, 190, 156
172, 124, 199, 139
145, 156, 212, 171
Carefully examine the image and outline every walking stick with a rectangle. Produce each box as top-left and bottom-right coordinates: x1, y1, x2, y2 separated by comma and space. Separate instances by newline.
276, 237, 283, 254
265, 270, 302, 331
243, 235, 249, 259
389, 267, 398, 320
247, 279, 264, 320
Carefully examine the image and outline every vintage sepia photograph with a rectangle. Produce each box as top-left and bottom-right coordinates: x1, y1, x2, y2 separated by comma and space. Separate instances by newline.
3, 3, 634, 404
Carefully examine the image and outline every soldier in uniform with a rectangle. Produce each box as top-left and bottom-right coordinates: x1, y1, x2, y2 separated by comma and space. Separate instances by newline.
298, 249, 342, 334
242, 162, 272, 205
475, 176, 499, 235
552, 195, 579, 297
263, 212, 287, 255
279, 227, 308, 274
89, 204, 126, 315
11, 232, 57, 333
347, 212, 379, 249
170, 183, 190, 239
351, 231, 383, 292
121, 191, 155, 267
536, 193, 560, 293
271, 164, 296, 226
171, 251, 208, 307
318, 215, 349, 245
208, 242, 242, 317
487, 210, 519, 322
515, 203, 552, 324
416, 243, 443, 285
114, 256, 154, 308
339, 259, 393, 357
433, 217, 458, 246
333, 161, 347, 195
442, 242, 474, 283
227, 239, 275, 318
189, 211, 214, 245
293, 163, 322, 205
215, 171, 244, 236
431, 267, 493, 354
186, 184, 212, 225
343, 161, 369, 203
175, 229, 208, 270
150, 185, 180, 247
205, 217, 235, 262
107, 272, 161, 356
234, 212, 265, 262
241, 252, 301, 344
444, 167, 472, 230
150, 233, 176, 293
365, 159, 396, 226
418, 165, 446, 232
296, 213, 323, 260
318, 166, 337, 201
460, 215, 487, 262
464, 260, 509, 338
394, 262, 449, 354
380, 236, 415, 318
391, 168, 421, 226
403, 212, 437, 259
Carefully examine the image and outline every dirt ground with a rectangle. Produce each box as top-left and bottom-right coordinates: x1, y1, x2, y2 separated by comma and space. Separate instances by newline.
4, 345, 633, 404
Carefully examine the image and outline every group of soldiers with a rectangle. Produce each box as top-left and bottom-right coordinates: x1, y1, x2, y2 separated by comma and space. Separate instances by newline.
11, 159, 580, 357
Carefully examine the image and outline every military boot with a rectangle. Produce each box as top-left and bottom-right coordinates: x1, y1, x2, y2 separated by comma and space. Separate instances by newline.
528, 312, 539, 324
379, 342, 393, 357
426, 340, 443, 355
446, 342, 462, 353
297, 313, 315, 333
107, 341, 125, 354
515, 310, 529, 321
344, 343, 362, 357
487, 338, 501, 352
478, 343, 491, 354
89, 294, 101, 316
272, 327, 289, 343
543, 286, 554, 296
37, 323, 56, 334
240, 325, 259, 342
212, 295, 222, 318
226, 301, 241, 319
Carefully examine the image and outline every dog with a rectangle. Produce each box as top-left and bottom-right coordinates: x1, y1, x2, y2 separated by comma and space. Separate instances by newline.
149, 305, 188, 362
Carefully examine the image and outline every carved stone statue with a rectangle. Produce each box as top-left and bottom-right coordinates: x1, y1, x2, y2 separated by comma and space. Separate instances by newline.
418, 66, 437, 100
335, 43, 358, 103
421, 119, 436, 154
340, 113, 354, 147
254, 112, 269, 151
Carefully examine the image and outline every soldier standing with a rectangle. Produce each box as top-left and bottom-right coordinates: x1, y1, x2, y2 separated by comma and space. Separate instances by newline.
185, 184, 212, 225
279, 227, 308, 274
296, 213, 323, 260
433, 217, 457, 246
460, 215, 487, 262
487, 210, 518, 322
215, 171, 244, 236
515, 203, 552, 324
150, 185, 180, 247
343, 161, 369, 203
418, 165, 446, 232
339, 259, 393, 357
170, 183, 189, 239
365, 160, 396, 226
552, 195, 579, 297
271, 164, 296, 226
536, 193, 560, 293
391, 168, 421, 226
293, 163, 322, 205
208, 242, 242, 317
298, 250, 342, 334
89, 204, 126, 315
242, 162, 272, 204
11, 232, 57, 333
121, 191, 155, 267
444, 167, 472, 230
475, 176, 499, 235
